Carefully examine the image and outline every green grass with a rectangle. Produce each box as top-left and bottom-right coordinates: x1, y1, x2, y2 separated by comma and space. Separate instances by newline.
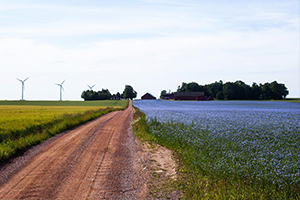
132, 107, 157, 143
277, 98, 300, 103
132, 108, 181, 199
0, 100, 128, 161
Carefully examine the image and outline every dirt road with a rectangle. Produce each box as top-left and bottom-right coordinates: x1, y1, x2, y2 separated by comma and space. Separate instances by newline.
0, 101, 147, 199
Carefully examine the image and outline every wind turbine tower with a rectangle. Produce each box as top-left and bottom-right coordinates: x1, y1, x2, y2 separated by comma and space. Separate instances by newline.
87, 84, 95, 90
55, 80, 65, 101
17, 77, 29, 101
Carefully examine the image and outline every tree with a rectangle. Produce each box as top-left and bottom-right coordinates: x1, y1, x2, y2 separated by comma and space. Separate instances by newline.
251, 82, 262, 100
222, 80, 251, 100
269, 81, 289, 99
177, 82, 203, 92
186, 82, 203, 92
205, 80, 223, 98
123, 85, 137, 100
234, 80, 251, 100
261, 83, 272, 100
160, 90, 167, 99
172, 80, 288, 100
177, 82, 187, 92
216, 91, 224, 100
223, 82, 236, 100
81, 89, 112, 101
116, 92, 121, 98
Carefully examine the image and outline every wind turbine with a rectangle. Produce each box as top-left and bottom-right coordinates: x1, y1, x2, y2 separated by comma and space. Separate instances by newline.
55, 80, 65, 101
87, 84, 95, 90
17, 77, 29, 101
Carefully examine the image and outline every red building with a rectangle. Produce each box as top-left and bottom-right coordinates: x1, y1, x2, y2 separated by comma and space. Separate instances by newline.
174, 92, 207, 101
141, 93, 156, 100
161, 93, 174, 100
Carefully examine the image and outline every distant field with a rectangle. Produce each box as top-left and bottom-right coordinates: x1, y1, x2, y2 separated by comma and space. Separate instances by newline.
0, 100, 128, 161
280, 98, 300, 103
0, 100, 128, 107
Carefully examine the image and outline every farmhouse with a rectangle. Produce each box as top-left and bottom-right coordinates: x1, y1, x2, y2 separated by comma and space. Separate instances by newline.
161, 93, 175, 100
161, 92, 211, 101
174, 92, 206, 101
111, 95, 121, 100
141, 93, 156, 100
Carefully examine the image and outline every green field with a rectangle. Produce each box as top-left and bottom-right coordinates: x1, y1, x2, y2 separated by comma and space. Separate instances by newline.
278, 98, 300, 103
0, 100, 128, 161
0, 100, 128, 107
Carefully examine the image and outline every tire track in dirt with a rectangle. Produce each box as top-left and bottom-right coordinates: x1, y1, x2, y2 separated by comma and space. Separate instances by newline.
0, 101, 146, 199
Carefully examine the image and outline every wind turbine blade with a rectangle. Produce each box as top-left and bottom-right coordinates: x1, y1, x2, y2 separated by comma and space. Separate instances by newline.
92, 84, 95, 88
24, 77, 29, 82
17, 78, 22, 82
61, 80, 65, 85
55, 83, 60, 86
62, 86, 64, 92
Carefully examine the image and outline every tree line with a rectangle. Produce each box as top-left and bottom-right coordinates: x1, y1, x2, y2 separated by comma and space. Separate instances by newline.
171, 80, 289, 100
81, 85, 137, 101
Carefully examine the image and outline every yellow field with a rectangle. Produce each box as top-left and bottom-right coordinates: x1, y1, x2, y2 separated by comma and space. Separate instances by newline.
0, 106, 103, 134
0, 101, 128, 161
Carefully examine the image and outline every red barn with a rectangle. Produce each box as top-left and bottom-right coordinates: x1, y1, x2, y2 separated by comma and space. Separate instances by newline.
141, 93, 156, 100
162, 93, 175, 100
174, 92, 206, 101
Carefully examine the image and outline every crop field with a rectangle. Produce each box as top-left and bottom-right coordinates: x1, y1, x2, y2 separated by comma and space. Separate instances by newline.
133, 100, 300, 199
0, 100, 128, 161
0, 100, 128, 107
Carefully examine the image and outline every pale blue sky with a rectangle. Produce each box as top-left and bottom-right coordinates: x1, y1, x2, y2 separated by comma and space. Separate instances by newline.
0, 0, 299, 100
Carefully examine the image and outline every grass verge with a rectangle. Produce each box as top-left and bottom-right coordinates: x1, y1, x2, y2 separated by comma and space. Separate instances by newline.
277, 98, 300, 103
132, 108, 182, 199
132, 108, 184, 199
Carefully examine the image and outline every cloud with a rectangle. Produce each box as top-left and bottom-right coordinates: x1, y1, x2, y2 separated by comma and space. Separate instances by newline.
1, 27, 297, 76
0, 0, 297, 39
0, 0, 298, 99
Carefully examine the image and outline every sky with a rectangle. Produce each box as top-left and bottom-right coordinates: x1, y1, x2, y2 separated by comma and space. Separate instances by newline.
0, 0, 299, 100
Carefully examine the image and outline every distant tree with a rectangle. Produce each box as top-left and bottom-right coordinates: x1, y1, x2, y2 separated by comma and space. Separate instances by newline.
81, 89, 112, 101
187, 82, 203, 92
202, 85, 210, 97
216, 91, 224, 100
123, 85, 137, 100
222, 80, 251, 100
235, 80, 251, 100
205, 80, 223, 98
177, 82, 203, 92
98, 89, 111, 100
81, 90, 95, 100
160, 90, 167, 99
268, 81, 289, 99
261, 83, 272, 100
116, 92, 121, 98
177, 82, 187, 92
251, 82, 262, 100
223, 82, 236, 100
173, 80, 288, 100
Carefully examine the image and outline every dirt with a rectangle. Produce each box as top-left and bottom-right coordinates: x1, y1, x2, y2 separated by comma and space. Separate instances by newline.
0, 101, 181, 199
139, 142, 182, 200
0, 101, 148, 199
146, 143, 177, 180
